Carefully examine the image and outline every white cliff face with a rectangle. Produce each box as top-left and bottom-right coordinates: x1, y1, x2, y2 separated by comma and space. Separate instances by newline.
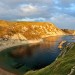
14, 22, 65, 39
0, 21, 65, 39
0, 33, 43, 52
11, 33, 27, 40
21, 27, 28, 32
73, 32, 75, 35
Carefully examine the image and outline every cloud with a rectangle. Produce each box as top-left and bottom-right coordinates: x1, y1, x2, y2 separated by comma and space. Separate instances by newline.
0, 0, 75, 29
56, 0, 75, 7
17, 17, 46, 21
60, 0, 75, 5
0, 0, 53, 5
50, 14, 75, 29
18, 4, 40, 16
20, 5, 38, 12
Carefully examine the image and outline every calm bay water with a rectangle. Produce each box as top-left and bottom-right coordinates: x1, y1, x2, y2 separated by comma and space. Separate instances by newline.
0, 35, 75, 74
9, 35, 75, 69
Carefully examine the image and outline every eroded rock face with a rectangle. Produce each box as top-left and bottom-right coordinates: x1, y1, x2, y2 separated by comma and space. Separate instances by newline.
62, 29, 75, 35
0, 20, 65, 40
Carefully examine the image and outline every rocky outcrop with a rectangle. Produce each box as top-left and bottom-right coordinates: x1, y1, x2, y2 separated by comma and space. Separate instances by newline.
68, 66, 75, 75
11, 33, 27, 41
62, 29, 75, 35
0, 20, 65, 40
58, 40, 66, 49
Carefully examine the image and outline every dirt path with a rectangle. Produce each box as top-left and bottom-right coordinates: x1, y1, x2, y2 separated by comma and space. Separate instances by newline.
0, 68, 16, 75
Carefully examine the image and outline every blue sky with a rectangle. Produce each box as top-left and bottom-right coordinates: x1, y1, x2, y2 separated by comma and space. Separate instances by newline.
0, 0, 75, 29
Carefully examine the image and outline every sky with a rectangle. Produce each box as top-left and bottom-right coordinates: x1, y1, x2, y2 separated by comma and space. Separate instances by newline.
0, 0, 75, 29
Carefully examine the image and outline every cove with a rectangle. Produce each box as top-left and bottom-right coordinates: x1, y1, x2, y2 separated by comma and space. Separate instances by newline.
0, 35, 75, 75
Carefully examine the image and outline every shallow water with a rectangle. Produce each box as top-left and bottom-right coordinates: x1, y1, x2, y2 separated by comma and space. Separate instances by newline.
0, 35, 75, 74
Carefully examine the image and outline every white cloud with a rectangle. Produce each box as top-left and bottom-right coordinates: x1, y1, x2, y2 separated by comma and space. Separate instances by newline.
0, 0, 54, 5
15, 4, 49, 17
0, 0, 75, 29
20, 4, 38, 13
17, 17, 46, 21
50, 14, 75, 29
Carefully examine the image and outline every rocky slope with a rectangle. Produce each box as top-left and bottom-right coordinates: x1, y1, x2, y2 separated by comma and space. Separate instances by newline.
62, 29, 75, 35
0, 20, 65, 40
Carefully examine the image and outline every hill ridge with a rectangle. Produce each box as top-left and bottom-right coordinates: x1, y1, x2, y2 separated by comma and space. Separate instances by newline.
0, 20, 65, 40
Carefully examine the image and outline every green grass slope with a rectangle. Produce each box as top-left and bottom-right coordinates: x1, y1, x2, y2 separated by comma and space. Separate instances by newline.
24, 43, 75, 75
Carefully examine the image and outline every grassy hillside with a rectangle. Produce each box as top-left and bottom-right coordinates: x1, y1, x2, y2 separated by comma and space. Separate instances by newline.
24, 43, 75, 75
